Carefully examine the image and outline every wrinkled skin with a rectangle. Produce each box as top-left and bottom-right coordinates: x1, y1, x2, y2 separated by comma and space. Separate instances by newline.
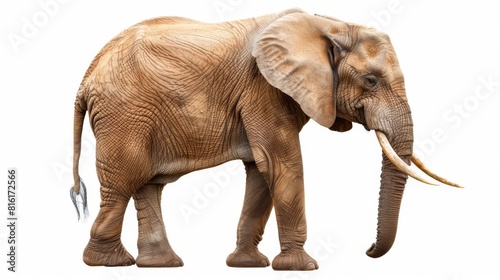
73, 9, 414, 269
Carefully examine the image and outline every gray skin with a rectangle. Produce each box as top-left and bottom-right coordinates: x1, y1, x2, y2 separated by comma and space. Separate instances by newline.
72, 8, 415, 270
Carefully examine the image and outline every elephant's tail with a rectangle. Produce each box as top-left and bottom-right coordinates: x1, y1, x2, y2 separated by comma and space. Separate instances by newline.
70, 90, 89, 221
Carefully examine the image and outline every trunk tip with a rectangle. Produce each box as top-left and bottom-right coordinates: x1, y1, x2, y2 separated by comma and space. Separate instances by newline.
365, 243, 389, 258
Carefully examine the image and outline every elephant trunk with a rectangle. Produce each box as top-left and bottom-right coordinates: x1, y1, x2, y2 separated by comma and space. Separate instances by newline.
366, 153, 410, 258
366, 115, 413, 258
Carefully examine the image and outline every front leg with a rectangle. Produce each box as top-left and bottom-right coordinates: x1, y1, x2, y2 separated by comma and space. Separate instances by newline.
245, 127, 318, 270
227, 161, 273, 267
267, 153, 318, 271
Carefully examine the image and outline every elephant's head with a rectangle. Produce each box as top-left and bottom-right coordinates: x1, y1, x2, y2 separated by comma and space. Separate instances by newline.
253, 12, 461, 258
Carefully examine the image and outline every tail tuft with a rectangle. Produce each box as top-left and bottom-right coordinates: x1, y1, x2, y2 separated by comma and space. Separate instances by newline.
70, 178, 89, 221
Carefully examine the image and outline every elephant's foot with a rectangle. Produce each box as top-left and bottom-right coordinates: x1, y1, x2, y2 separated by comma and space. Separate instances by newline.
136, 250, 184, 268
83, 238, 135, 266
272, 248, 318, 270
226, 247, 270, 267
136, 236, 183, 268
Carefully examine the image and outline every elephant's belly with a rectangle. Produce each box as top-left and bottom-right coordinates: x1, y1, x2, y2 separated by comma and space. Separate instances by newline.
154, 137, 254, 182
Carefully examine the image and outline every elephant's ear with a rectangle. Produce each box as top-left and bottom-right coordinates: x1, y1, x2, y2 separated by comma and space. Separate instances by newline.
252, 13, 352, 128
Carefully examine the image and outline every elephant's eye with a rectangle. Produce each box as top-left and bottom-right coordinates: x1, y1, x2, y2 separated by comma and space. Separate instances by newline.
363, 74, 379, 89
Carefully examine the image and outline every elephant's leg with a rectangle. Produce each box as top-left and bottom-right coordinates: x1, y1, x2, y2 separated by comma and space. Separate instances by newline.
133, 183, 183, 267
83, 187, 135, 266
83, 135, 153, 266
244, 129, 318, 270
226, 161, 273, 267
269, 164, 318, 271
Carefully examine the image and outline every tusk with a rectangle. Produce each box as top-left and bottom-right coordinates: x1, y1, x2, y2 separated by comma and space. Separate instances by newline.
411, 155, 464, 188
375, 131, 438, 186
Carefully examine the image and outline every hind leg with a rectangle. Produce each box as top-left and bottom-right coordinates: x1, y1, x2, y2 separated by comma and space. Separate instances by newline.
134, 183, 183, 267
83, 136, 151, 266
83, 185, 135, 266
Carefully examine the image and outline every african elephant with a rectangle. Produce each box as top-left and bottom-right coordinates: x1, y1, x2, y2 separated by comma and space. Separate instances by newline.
70, 8, 460, 270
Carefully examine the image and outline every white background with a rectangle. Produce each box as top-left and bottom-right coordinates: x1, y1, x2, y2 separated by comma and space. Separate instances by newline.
1, 0, 499, 279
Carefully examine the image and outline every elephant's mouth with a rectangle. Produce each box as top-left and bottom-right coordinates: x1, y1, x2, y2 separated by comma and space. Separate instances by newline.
346, 102, 462, 187
356, 107, 370, 131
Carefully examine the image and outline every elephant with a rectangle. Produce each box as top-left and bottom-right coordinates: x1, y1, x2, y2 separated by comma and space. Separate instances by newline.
70, 8, 461, 270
